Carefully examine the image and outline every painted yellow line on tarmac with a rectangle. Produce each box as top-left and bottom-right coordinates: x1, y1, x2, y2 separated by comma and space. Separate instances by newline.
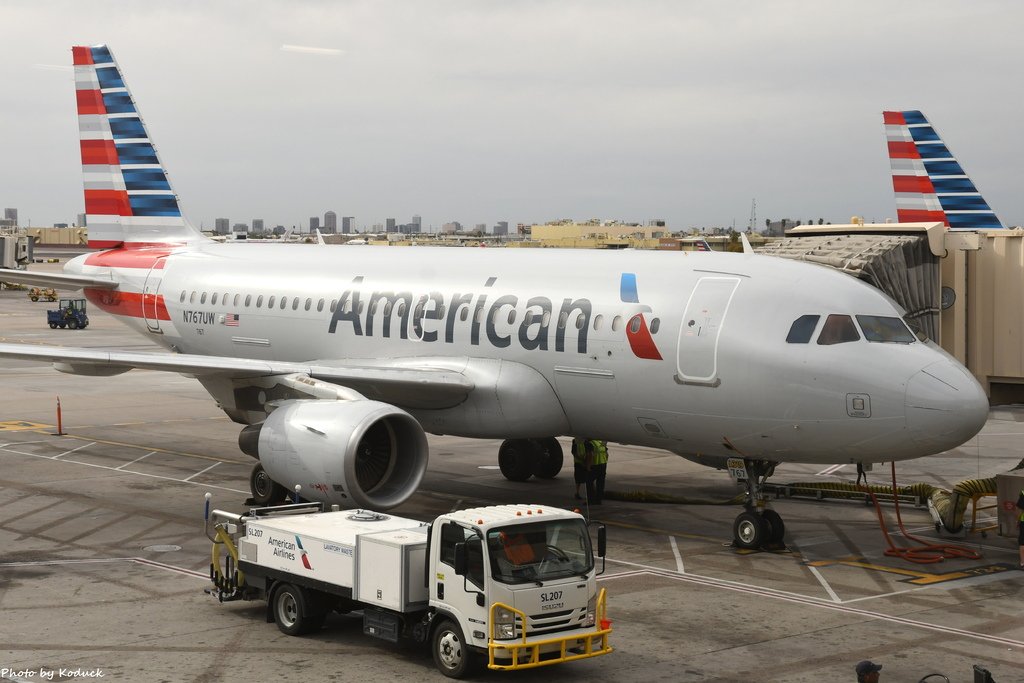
806, 557, 1015, 585
0, 420, 52, 431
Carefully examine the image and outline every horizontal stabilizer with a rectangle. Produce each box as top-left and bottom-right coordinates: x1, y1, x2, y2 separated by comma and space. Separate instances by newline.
0, 268, 118, 290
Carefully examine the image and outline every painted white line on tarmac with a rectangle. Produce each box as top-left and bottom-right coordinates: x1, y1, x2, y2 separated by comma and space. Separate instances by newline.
0, 444, 248, 495
606, 557, 1024, 650
807, 564, 841, 603
51, 441, 95, 459
668, 535, 684, 573
115, 450, 157, 470
183, 461, 219, 482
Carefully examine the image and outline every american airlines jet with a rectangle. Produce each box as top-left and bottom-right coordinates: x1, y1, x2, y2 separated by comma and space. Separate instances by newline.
0, 46, 990, 550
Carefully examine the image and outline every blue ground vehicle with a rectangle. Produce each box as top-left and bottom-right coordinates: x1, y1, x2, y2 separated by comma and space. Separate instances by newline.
47, 298, 89, 330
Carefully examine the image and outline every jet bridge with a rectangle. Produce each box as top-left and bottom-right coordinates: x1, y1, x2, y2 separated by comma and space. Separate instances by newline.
757, 223, 946, 342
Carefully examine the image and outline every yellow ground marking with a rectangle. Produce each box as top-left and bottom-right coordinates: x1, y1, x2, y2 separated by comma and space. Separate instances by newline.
806, 557, 1013, 585
0, 420, 53, 431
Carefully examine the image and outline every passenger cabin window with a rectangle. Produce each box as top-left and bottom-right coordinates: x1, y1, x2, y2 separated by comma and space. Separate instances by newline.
856, 315, 916, 344
817, 314, 860, 345
786, 315, 820, 344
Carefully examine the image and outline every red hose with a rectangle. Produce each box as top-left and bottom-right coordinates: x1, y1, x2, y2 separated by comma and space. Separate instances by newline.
861, 462, 981, 564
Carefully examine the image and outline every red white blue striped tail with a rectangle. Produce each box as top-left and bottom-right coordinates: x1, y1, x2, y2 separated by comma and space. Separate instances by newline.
73, 45, 206, 249
883, 110, 1003, 231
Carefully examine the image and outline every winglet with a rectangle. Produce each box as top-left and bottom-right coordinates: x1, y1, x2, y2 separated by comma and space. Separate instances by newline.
740, 232, 754, 255
315, 229, 326, 245
883, 110, 1003, 230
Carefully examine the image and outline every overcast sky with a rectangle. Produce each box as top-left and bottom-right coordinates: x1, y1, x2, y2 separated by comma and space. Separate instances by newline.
2, 1, 1021, 232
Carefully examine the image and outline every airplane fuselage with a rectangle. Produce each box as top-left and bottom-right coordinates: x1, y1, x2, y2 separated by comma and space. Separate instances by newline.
68, 242, 988, 467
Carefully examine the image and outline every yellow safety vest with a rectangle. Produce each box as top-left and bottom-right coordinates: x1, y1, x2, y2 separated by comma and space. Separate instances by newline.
573, 439, 608, 465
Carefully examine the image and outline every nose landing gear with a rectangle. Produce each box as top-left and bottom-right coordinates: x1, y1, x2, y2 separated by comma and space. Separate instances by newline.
731, 459, 785, 550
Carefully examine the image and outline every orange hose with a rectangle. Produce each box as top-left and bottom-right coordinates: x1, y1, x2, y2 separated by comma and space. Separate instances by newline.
862, 462, 981, 564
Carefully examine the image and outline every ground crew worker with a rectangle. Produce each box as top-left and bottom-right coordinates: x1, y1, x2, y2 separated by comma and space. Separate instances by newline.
588, 439, 609, 505
572, 438, 590, 501
854, 660, 882, 682
1016, 487, 1024, 568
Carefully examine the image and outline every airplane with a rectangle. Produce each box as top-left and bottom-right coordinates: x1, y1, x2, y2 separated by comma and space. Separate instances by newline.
0, 45, 990, 550
883, 110, 1005, 230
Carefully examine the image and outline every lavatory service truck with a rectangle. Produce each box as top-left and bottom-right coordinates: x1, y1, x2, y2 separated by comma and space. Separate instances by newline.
205, 500, 612, 678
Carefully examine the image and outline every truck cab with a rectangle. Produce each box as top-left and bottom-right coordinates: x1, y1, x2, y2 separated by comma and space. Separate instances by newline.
430, 505, 610, 676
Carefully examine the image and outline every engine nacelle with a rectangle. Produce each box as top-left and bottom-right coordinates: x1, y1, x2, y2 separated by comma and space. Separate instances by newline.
239, 399, 428, 510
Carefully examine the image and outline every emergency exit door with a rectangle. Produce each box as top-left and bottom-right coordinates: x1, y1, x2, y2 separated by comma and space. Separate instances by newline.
676, 276, 740, 385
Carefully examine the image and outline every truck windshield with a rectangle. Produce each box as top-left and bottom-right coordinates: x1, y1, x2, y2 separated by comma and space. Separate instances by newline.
485, 519, 593, 584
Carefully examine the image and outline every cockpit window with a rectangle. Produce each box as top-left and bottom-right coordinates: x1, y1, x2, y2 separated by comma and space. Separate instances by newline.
856, 315, 916, 343
817, 314, 860, 345
786, 315, 820, 344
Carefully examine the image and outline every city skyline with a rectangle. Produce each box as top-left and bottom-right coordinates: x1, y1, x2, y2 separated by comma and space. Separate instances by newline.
2, 3, 1022, 230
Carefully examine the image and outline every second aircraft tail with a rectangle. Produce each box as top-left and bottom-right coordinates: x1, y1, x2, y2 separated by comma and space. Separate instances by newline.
883, 110, 1003, 230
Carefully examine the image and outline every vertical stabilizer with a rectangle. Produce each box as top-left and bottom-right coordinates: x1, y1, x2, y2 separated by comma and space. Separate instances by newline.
883, 110, 1003, 230
73, 45, 206, 249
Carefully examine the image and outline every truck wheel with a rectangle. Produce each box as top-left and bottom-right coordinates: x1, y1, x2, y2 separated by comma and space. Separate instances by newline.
250, 463, 288, 506
272, 583, 322, 636
30, 296, 38, 302
68, 319, 79, 330
49, 323, 57, 329
432, 619, 477, 679
530, 437, 563, 479
498, 439, 535, 482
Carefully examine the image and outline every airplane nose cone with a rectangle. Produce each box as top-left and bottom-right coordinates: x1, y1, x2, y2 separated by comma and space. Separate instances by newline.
905, 360, 988, 451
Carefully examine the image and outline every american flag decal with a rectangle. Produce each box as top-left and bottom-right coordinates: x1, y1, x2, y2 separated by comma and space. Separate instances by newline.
223, 313, 240, 327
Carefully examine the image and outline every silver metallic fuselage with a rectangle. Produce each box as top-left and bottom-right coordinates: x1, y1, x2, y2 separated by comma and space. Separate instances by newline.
68, 242, 989, 466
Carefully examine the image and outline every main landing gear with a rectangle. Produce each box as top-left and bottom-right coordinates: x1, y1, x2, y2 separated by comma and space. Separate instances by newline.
497, 438, 563, 482
732, 459, 786, 550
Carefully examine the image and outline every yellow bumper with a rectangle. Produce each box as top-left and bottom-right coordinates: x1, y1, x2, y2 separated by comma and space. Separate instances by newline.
487, 588, 613, 671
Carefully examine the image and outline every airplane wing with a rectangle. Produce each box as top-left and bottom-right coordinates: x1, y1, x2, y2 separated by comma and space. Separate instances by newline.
0, 268, 118, 290
0, 343, 473, 409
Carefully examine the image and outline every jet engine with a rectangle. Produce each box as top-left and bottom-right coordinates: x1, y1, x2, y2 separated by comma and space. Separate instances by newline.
238, 399, 428, 510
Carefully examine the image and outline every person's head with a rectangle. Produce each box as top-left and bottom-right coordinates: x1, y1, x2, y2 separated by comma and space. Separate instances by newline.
855, 660, 882, 682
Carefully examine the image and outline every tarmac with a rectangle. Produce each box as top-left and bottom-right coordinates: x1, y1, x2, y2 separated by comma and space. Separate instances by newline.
1, 274, 1023, 682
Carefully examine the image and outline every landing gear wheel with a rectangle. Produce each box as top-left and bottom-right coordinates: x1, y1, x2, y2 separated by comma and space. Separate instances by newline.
250, 463, 287, 506
761, 509, 785, 545
531, 437, 563, 479
432, 618, 477, 679
272, 583, 323, 636
498, 439, 535, 482
733, 510, 768, 549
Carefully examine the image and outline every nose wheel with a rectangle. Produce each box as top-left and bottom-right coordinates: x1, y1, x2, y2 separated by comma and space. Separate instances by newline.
731, 459, 786, 550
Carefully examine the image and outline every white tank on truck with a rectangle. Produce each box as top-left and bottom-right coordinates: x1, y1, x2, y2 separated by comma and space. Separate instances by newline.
205, 498, 612, 678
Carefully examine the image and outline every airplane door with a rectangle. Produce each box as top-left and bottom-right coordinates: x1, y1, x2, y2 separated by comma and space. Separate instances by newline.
676, 276, 740, 385
142, 257, 167, 334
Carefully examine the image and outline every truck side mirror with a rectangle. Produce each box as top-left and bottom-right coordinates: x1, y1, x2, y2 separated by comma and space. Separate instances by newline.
597, 525, 606, 557
453, 542, 467, 576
